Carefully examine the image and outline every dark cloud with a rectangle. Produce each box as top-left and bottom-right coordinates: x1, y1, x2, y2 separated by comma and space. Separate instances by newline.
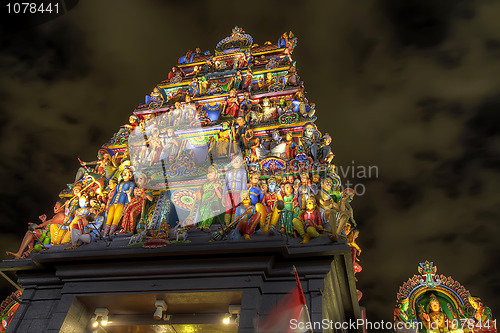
386, 181, 423, 210
382, 0, 457, 48
0, 22, 90, 82
435, 47, 467, 69
414, 151, 440, 162
484, 38, 500, 56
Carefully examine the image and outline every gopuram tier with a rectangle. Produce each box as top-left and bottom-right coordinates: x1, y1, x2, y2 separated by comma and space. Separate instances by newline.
1, 27, 364, 333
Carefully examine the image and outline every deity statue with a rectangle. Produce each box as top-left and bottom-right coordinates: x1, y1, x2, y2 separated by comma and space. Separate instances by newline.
269, 130, 286, 158
75, 150, 117, 183
215, 122, 234, 157
181, 95, 197, 123
316, 176, 335, 227
139, 126, 163, 167
65, 196, 103, 250
223, 155, 248, 225
231, 116, 248, 153
196, 165, 223, 230
247, 172, 267, 228
300, 123, 321, 165
121, 173, 153, 234
248, 172, 263, 205
279, 183, 300, 237
6, 200, 66, 259
258, 97, 277, 123
394, 298, 411, 325
102, 168, 135, 240
343, 222, 362, 277
333, 188, 356, 236
418, 294, 463, 333
318, 133, 334, 164
53, 195, 94, 246
159, 128, 180, 163
285, 64, 301, 86
285, 132, 297, 159
167, 66, 184, 83
224, 89, 240, 118
261, 177, 282, 233
239, 92, 253, 115
296, 172, 318, 210
232, 71, 243, 90
243, 71, 253, 93
469, 297, 495, 329
293, 198, 323, 244
231, 191, 261, 240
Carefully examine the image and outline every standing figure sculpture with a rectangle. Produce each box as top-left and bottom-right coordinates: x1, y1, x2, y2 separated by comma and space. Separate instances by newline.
279, 183, 300, 237
300, 123, 321, 165
261, 177, 282, 232
224, 89, 240, 118
223, 155, 247, 225
102, 168, 135, 240
160, 128, 179, 163
121, 173, 153, 233
196, 165, 223, 230
296, 172, 318, 211
316, 176, 335, 226
333, 188, 356, 237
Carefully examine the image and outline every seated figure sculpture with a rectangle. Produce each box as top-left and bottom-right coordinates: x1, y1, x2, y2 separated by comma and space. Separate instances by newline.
418, 294, 464, 333
5, 200, 66, 259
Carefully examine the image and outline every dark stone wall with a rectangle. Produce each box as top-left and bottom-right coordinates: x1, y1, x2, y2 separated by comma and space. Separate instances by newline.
2, 240, 361, 333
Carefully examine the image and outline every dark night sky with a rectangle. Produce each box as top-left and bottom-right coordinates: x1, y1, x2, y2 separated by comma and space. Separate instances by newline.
1, 0, 500, 324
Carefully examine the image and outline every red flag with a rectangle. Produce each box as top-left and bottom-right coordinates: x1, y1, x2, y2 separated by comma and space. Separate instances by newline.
259, 266, 311, 333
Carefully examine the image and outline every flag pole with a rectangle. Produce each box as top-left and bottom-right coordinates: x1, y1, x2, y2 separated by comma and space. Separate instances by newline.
293, 265, 313, 333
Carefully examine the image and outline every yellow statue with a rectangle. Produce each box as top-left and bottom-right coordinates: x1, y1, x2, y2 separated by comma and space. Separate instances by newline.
418, 294, 464, 333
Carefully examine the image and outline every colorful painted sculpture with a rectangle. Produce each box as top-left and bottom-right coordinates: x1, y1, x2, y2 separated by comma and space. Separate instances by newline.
223, 154, 247, 224
224, 89, 240, 118
316, 176, 335, 225
296, 171, 318, 210
103, 168, 135, 239
196, 165, 223, 230
5, 201, 65, 259
121, 173, 153, 233
232, 191, 261, 240
343, 221, 362, 281
75, 150, 117, 183
11, 27, 360, 261
294, 198, 323, 244
0, 290, 21, 332
261, 177, 282, 232
418, 294, 462, 333
52, 195, 92, 246
395, 261, 497, 333
65, 196, 103, 250
279, 183, 300, 237
394, 298, 412, 325
334, 188, 356, 236
469, 297, 496, 333
215, 122, 233, 157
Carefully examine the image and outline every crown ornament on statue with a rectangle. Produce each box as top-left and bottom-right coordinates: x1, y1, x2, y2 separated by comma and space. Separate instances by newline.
215, 26, 253, 53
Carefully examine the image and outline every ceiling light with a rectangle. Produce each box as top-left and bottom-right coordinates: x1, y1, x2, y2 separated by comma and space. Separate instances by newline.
222, 305, 241, 325
222, 313, 231, 325
154, 300, 167, 320
90, 308, 109, 328
90, 315, 98, 328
